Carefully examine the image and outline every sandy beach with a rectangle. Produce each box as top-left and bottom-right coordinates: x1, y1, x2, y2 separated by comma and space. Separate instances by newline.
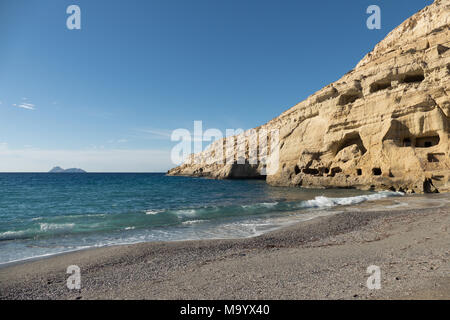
1, 193, 449, 300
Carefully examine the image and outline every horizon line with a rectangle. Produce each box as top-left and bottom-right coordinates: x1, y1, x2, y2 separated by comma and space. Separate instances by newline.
0, 171, 168, 174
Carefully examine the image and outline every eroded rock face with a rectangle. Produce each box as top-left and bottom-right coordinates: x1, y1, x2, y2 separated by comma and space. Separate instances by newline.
169, 0, 450, 193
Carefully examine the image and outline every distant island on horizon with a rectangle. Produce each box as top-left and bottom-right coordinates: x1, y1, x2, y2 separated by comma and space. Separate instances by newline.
48, 166, 86, 173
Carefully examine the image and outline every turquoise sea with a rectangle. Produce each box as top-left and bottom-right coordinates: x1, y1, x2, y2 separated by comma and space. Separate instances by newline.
0, 173, 403, 264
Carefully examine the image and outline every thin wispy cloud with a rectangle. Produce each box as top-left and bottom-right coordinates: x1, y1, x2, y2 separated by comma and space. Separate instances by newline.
108, 139, 128, 144
135, 127, 222, 143
13, 102, 35, 110
135, 128, 173, 140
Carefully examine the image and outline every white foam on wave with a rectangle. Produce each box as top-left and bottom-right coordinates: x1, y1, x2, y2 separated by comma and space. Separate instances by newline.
145, 209, 164, 215
39, 223, 75, 232
300, 191, 404, 209
0, 230, 27, 238
242, 202, 278, 209
174, 209, 197, 217
182, 219, 207, 225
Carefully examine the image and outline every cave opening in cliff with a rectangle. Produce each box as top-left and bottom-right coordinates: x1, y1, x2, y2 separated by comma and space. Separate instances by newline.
337, 92, 362, 106
294, 165, 300, 175
402, 138, 411, 147
329, 167, 342, 177
372, 168, 382, 176
334, 132, 367, 156
415, 134, 440, 148
370, 79, 392, 93
423, 178, 438, 193
427, 153, 444, 162
356, 169, 362, 176
437, 44, 449, 55
401, 70, 425, 84
302, 168, 319, 175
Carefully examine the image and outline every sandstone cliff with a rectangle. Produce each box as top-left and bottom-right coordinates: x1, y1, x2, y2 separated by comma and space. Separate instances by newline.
169, 0, 450, 194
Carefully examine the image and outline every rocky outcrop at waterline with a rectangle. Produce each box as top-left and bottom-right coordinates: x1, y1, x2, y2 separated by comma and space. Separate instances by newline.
169, 0, 450, 194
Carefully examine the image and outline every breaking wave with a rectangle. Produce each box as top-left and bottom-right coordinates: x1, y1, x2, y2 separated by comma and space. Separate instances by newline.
299, 191, 404, 208
39, 223, 75, 232
145, 191, 404, 224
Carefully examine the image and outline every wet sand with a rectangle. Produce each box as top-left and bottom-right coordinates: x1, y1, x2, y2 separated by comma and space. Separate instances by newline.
1, 193, 449, 300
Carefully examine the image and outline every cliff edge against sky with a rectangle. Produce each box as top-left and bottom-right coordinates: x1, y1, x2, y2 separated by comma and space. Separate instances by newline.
169, 0, 450, 194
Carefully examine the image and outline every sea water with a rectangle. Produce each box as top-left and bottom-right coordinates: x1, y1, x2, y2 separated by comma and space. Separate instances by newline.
0, 173, 403, 265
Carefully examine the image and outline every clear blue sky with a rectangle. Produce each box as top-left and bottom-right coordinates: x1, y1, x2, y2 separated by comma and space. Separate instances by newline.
0, 0, 432, 172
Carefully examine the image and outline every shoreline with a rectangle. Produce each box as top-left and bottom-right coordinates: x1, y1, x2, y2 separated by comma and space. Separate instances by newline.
0, 189, 403, 269
1, 193, 449, 299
